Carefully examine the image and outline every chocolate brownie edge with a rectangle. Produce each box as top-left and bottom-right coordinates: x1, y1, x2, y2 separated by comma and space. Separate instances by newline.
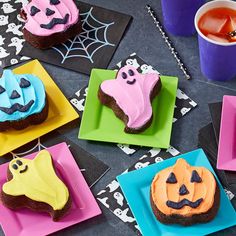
0, 155, 72, 221
0, 96, 49, 132
23, 20, 82, 49
150, 181, 220, 226
98, 78, 162, 134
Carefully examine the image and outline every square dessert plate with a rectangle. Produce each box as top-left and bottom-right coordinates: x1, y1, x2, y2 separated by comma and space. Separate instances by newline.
217, 96, 236, 171
79, 69, 178, 148
208, 102, 222, 144
0, 60, 79, 156
117, 149, 236, 236
0, 142, 101, 236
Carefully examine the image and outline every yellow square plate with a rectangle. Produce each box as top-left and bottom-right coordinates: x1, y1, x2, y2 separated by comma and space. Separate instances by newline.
0, 60, 79, 156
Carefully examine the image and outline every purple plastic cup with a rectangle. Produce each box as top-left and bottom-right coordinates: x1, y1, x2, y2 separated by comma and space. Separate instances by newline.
195, 0, 236, 81
161, 0, 205, 36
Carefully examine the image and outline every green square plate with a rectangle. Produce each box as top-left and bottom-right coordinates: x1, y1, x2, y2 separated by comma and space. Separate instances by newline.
79, 69, 178, 148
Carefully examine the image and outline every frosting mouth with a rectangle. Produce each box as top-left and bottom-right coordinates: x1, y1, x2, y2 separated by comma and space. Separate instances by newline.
0, 100, 34, 115
126, 79, 136, 85
166, 198, 203, 209
20, 165, 28, 174
40, 13, 69, 29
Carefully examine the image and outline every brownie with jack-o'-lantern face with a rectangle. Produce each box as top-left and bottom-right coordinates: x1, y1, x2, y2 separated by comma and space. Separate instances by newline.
0, 70, 48, 131
21, 0, 82, 49
150, 158, 220, 225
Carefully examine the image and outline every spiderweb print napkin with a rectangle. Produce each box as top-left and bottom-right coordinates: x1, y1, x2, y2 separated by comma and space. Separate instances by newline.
0, 0, 30, 68
70, 53, 198, 155
20, 1, 132, 74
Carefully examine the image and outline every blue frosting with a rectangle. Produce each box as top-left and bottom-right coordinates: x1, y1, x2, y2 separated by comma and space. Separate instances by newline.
0, 70, 46, 122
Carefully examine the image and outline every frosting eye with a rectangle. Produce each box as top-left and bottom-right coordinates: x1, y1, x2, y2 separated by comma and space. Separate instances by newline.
191, 170, 202, 183
10, 90, 20, 99
121, 72, 127, 79
30, 6, 40, 16
16, 160, 23, 166
12, 164, 18, 170
46, 8, 55, 16
166, 172, 177, 183
50, 0, 60, 5
0, 85, 5, 94
20, 78, 31, 88
128, 69, 134, 76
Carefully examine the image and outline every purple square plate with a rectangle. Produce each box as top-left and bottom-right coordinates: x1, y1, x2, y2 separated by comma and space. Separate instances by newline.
217, 96, 236, 171
0, 142, 101, 236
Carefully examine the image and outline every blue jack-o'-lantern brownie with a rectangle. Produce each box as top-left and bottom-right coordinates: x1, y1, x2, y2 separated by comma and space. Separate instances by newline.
0, 70, 48, 131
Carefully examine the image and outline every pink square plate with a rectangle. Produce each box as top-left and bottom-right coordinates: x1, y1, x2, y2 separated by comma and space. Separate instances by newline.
217, 95, 236, 171
0, 142, 102, 236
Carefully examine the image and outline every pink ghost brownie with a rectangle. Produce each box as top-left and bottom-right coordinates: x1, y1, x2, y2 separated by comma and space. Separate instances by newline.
21, 0, 82, 49
98, 65, 162, 133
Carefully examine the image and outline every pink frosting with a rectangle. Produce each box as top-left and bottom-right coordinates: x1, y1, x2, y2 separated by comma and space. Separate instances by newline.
23, 0, 79, 36
101, 65, 160, 130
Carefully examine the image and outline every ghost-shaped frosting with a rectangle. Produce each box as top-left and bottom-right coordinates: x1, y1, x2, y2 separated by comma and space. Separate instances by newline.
100, 65, 161, 131
2, 150, 69, 211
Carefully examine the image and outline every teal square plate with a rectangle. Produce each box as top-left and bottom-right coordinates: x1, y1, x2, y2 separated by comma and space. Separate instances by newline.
117, 149, 236, 236
79, 69, 178, 148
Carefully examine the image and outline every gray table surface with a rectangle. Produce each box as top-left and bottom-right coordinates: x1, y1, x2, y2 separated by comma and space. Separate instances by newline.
1, 0, 236, 235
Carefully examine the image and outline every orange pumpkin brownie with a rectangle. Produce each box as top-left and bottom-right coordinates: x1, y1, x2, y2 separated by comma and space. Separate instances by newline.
150, 158, 220, 225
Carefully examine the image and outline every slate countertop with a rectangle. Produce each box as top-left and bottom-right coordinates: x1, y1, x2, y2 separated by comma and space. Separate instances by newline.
1, 0, 236, 235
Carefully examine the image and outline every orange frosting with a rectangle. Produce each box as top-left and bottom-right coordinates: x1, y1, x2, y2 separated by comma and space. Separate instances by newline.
151, 158, 216, 217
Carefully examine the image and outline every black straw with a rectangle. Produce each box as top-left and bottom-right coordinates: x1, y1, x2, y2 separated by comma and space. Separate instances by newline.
146, 4, 191, 80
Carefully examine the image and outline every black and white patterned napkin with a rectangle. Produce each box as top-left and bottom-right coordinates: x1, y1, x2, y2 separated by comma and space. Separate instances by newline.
0, 0, 30, 68
70, 53, 197, 155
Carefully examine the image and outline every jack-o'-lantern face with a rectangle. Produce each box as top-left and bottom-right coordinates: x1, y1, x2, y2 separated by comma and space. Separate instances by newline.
0, 70, 46, 123
22, 0, 79, 36
151, 158, 217, 216
0, 76, 34, 115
